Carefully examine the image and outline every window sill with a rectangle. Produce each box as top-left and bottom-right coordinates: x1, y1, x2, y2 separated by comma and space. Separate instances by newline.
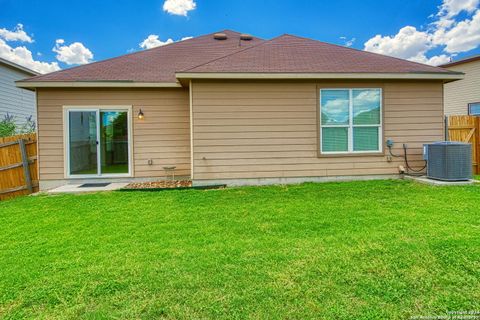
318, 151, 385, 158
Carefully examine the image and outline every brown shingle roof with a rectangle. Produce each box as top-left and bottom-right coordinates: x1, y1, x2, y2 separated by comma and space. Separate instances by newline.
23, 31, 457, 84
181, 34, 455, 74
23, 30, 264, 83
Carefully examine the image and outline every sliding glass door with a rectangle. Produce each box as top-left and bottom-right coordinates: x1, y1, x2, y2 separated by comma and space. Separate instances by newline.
100, 111, 129, 174
69, 110, 98, 175
67, 108, 130, 177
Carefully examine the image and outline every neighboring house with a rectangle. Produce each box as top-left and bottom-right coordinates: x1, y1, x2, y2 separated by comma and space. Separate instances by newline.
16, 30, 462, 190
441, 55, 480, 116
0, 57, 38, 127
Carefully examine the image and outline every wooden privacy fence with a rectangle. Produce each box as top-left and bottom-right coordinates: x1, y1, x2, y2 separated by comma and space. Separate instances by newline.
447, 115, 480, 175
0, 133, 38, 200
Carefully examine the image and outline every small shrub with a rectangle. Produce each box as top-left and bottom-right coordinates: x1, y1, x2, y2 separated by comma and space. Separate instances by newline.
19, 115, 36, 134
0, 114, 36, 137
0, 113, 16, 137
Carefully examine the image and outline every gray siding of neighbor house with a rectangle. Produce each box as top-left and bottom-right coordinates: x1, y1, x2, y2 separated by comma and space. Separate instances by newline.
0, 63, 36, 127
444, 60, 480, 115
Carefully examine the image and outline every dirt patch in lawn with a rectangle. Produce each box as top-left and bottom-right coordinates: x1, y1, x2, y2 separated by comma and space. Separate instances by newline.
124, 180, 192, 189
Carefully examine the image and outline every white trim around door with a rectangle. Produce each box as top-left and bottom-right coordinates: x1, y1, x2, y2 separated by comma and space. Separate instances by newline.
63, 105, 133, 179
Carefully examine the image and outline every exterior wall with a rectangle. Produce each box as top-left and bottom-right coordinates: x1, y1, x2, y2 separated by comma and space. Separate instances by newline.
191, 80, 444, 182
36, 88, 190, 186
0, 64, 36, 126
444, 60, 480, 115
36, 80, 445, 188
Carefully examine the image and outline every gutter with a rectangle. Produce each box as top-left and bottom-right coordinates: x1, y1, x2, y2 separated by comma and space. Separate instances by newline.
15, 72, 465, 89
16, 80, 183, 89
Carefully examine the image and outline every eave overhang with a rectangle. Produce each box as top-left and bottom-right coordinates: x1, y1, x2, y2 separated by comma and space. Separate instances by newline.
16, 81, 183, 89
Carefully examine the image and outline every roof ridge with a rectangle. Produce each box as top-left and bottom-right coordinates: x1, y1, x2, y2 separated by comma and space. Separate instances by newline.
275, 33, 455, 73
179, 34, 283, 72
25, 30, 243, 81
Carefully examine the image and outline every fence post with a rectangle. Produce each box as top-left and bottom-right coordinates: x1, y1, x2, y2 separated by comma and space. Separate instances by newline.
18, 139, 33, 193
477, 117, 480, 175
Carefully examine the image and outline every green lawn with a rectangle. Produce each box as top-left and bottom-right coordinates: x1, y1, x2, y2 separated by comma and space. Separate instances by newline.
1, 180, 479, 319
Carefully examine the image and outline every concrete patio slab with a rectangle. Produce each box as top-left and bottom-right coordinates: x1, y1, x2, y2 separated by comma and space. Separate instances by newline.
405, 175, 477, 186
47, 183, 129, 194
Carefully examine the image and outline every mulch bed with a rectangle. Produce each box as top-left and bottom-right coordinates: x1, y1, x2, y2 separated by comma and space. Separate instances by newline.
123, 180, 192, 190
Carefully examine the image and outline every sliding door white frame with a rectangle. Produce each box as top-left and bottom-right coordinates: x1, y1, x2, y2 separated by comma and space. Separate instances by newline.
63, 105, 133, 179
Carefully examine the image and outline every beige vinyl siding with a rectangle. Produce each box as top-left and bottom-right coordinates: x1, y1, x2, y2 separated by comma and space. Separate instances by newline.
444, 60, 480, 115
37, 88, 190, 180
191, 80, 444, 180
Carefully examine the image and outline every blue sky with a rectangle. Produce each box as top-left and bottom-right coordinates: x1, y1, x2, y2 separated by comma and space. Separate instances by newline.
1, 0, 479, 73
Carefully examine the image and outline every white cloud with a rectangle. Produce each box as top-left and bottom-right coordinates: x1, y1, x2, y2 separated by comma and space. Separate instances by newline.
433, 9, 480, 53
437, 0, 479, 18
409, 53, 452, 66
139, 35, 193, 49
139, 35, 174, 49
363, 0, 480, 66
53, 39, 93, 65
0, 38, 60, 73
163, 0, 196, 16
0, 24, 33, 43
364, 26, 433, 60
0, 23, 96, 73
340, 36, 356, 47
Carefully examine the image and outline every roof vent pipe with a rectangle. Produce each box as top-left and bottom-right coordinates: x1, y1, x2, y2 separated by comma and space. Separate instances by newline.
240, 34, 253, 41
213, 33, 227, 40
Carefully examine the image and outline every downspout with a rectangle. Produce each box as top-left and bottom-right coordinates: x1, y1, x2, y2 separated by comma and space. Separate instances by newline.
35, 89, 40, 189
443, 81, 448, 141
189, 80, 194, 180
444, 115, 449, 141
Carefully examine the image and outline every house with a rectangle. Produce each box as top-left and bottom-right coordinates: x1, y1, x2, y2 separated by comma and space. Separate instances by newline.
1, 57, 38, 128
441, 55, 480, 116
16, 30, 463, 190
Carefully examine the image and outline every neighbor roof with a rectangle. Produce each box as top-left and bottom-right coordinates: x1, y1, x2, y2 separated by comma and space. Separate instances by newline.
0, 57, 39, 76
18, 30, 461, 88
440, 54, 480, 68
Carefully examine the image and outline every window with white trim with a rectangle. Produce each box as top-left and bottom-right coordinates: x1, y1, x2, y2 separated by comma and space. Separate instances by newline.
320, 88, 382, 154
